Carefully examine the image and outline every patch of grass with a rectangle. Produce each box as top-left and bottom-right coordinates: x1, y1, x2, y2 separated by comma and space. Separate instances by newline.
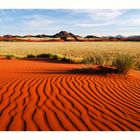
134, 60, 140, 70
95, 55, 104, 65
61, 57, 71, 62
36, 53, 50, 58
4, 54, 15, 59
112, 55, 133, 74
82, 55, 105, 65
26, 53, 72, 63
27, 54, 36, 58
70, 57, 84, 63
50, 54, 63, 60
36, 53, 64, 60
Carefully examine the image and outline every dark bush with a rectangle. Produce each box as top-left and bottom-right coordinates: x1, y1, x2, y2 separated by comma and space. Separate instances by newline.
27, 54, 36, 58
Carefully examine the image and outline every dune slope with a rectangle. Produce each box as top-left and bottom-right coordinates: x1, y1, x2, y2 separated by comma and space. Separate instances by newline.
0, 59, 140, 131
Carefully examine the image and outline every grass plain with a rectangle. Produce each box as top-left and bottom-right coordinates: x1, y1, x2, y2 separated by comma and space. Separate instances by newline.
0, 41, 140, 69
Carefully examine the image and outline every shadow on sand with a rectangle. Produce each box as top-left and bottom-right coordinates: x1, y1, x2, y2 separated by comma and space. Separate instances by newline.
19, 65, 119, 76
17, 58, 119, 75
66, 66, 119, 75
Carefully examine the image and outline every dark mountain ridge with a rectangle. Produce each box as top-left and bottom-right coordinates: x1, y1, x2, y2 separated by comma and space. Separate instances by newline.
1, 31, 140, 41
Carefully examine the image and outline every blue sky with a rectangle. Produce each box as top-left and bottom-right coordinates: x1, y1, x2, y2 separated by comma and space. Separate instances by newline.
0, 9, 140, 36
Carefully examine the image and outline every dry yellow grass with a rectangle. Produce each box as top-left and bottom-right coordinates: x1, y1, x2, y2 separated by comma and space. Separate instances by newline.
0, 41, 140, 68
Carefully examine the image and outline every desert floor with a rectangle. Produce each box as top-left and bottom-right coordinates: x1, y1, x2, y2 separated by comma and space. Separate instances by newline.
0, 59, 140, 131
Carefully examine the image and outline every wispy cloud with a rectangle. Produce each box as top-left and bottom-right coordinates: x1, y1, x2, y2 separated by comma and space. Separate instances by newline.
0, 9, 139, 36
70, 9, 128, 29
117, 27, 138, 30
72, 9, 127, 19
120, 18, 140, 26
23, 15, 55, 29
76, 22, 112, 27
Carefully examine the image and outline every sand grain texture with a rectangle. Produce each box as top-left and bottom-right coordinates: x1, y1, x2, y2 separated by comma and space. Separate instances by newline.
0, 59, 140, 131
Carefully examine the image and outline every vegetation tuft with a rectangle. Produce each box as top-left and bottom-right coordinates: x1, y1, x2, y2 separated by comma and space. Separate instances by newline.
27, 54, 36, 58
26, 53, 71, 63
82, 55, 104, 65
4, 55, 14, 59
112, 55, 133, 74
36, 53, 50, 58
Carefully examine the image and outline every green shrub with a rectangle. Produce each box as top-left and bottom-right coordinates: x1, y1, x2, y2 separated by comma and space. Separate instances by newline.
61, 57, 71, 62
36, 53, 61, 59
27, 54, 36, 58
50, 54, 71, 62
5, 55, 14, 59
50, 54, 63, 60
112, 55, 133, 74
27, 53, 72, 62
36, 53, 50, 58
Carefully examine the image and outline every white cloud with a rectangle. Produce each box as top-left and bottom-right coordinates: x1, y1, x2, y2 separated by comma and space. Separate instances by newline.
113, 17, 140, 28
124, 18, 140, 26
72, 9, 127, 19
76, 22, 112, 27
89, 10, 126, 19
71, 9, 128, 29
23, 15, 55, 29
117, 27, 137, 30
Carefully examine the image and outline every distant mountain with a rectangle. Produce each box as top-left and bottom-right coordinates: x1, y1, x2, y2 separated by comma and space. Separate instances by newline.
22, 35, 34, 38
101, 36, 115, 39
115, 35, 125, 39
34, 34, 53, 38
85, 35, 99, 38
52, 31, 81, 40
128, 35, 140, 39
1, 31, 83, 41
3, 35, 21, 38
53, 31, 69, 38
1, 32, 140, 41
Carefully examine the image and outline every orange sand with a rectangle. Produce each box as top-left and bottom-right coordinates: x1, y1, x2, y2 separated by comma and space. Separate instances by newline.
0, 59, 140, 131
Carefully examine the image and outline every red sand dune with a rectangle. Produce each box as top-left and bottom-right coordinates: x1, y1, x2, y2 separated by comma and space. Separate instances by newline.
0, 59, 140, 131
